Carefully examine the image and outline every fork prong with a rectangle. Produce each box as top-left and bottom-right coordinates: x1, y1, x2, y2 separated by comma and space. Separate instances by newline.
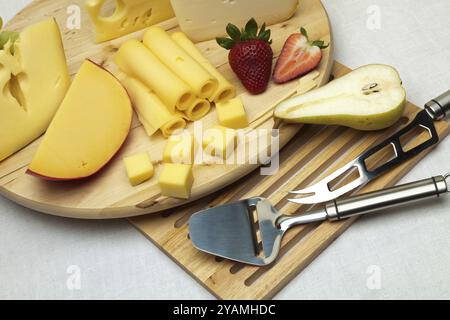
287, 197, 322, 204
289, 160, 361, 194
288, 186, 318, 195
289, 176, 368, 204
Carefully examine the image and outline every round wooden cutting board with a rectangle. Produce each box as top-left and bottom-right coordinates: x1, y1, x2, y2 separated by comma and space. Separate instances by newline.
0, 0, 333, 219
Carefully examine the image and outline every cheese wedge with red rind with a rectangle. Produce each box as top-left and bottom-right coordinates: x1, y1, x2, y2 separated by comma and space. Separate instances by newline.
28, 60, 132, 181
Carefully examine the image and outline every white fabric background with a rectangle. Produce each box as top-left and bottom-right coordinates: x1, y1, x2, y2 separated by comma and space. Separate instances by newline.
1, 0, 450, 299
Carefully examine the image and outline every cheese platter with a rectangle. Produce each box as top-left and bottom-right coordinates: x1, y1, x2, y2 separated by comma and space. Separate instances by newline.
0, 0, 334, 219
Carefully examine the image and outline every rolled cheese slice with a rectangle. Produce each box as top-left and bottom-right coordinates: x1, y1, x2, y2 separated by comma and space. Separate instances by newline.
183, 98, 211, 121
120, 75, 186, 137
143, 26, 218, 100
114, 39, 195, 112
160, 116, 187, 138
171, 32, 236, 103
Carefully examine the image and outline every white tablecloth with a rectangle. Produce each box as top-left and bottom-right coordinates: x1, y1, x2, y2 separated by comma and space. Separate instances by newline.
1, 0, 450, 299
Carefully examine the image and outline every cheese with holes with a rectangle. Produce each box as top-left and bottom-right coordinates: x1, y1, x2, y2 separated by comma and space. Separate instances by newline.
171, 31, 236, 103
28, 60, 132, 181
216, 97, 249, 129
115, 39, 195, 112
203, 125, 237, 160
119, 75, 186, 137
143, 27, 218, 100
170, 0, 299, 42
159, 163, 194, 199
163, 133, 195, 164
0, 19, 70, 162
124, 153, 154, 186
85, 0, 175, 43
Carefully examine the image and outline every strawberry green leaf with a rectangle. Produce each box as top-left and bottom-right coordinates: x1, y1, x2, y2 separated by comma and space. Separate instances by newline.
261, 29, 271, 43
258, 23, 266, 38
226, 23, 241, 41
300, 27, 308, 38
216, 37, 235, 50
311, 40, 329, 49
0, 17, 3, 30
245, 18, 258, 38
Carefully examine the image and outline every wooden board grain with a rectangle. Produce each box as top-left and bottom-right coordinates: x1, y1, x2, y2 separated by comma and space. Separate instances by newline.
0, 0, 334, 219
130, 63, 450, 300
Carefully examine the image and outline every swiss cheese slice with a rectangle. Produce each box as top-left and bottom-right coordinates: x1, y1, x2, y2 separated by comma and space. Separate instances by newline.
86, 0, 175, 43
0, 19, 70, 161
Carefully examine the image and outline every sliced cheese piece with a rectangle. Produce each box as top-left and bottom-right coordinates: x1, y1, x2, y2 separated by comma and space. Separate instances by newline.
123, 153, 154, 186
28, 60, 132, 181
85, 0, 175, 43
114, 39, 195, 111
171, 31, 236, 103
119, 75, 186, 137
203, 125, 237, 160
0, 18, 70, 161
143, 26, 218, 100
163, 133, 194, 164
159, 163, 194, 199
170, 0, 299, 42
184, 98, 211, 121
216, 97, 249, 129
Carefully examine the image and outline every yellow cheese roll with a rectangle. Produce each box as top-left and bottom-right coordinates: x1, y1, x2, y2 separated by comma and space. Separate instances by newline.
114, 39, 195, 112
171, 31, 236, 103
143, 27, 218, 100
119, 75, 186, 138
183, 98, 211, 121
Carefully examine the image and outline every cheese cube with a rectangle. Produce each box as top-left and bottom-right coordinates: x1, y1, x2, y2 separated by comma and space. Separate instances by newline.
159, 163, 194, 199
163, 133, 194, 164
123, 153, 154, 186
203, 126, 237, 160
215, 97, 249, 129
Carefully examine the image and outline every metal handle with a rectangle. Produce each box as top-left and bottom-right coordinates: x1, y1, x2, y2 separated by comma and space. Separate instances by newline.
325, 176, 448, 221
425, 90, 450, 120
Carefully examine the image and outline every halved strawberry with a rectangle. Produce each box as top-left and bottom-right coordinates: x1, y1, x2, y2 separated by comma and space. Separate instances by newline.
273, 27, 328, 84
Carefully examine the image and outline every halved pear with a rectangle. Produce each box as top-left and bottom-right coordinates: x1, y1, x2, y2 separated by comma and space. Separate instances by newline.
274, 64, 406, 131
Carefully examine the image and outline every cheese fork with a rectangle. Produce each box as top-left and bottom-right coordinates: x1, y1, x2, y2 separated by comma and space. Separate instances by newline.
288, 89, 450, 205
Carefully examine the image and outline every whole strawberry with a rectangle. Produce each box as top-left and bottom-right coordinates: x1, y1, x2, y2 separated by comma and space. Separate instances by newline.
217, 18, 273, 95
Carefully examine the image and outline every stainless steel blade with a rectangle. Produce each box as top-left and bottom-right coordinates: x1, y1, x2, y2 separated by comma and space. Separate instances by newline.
189, 197, 326, 266
189, 198, 269, 265
289, 109, 439, 204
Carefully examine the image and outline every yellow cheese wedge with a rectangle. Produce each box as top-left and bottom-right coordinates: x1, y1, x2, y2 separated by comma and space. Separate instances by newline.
123, 153, 154, 186
170, 0, 299, 42
183, 98, 211, 121
143, 27, 218, 100
119, 75, 186, 137
171, 32, 236, 103
159, 163, 194, 199
85, 0, 175, 43
0, 19, 70, 161
114, 39, 195, 111
203, 125, 237, 160
216, 97, 249, 129
163, 133, 194, 164
28, 60, 132, 180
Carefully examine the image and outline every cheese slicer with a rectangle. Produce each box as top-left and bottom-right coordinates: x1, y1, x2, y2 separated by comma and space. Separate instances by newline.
189, 174, 449, 266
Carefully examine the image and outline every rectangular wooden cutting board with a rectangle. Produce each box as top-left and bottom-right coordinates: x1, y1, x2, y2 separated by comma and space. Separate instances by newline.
130, 62, 450, 300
